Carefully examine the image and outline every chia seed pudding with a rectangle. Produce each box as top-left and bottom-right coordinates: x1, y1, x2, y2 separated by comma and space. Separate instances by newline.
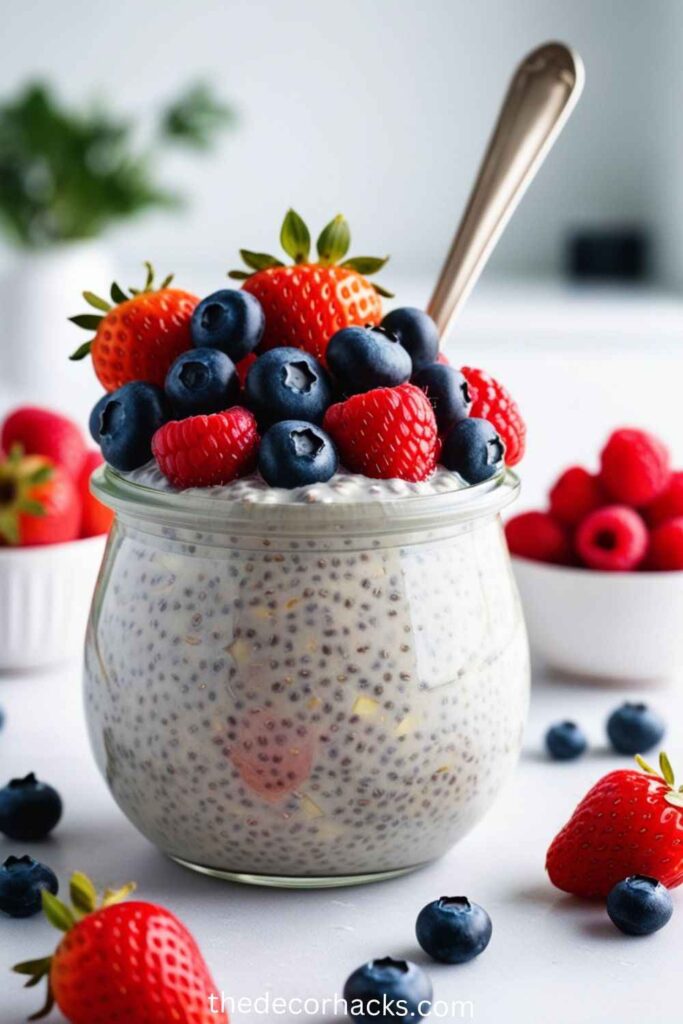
84, 464, 529, 885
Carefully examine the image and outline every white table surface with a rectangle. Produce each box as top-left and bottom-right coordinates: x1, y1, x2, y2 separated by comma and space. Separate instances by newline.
1, 657, 680, 1024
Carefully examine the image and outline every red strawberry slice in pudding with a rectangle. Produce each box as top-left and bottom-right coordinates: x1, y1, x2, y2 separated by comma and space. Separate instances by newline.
229, 708, 316, 803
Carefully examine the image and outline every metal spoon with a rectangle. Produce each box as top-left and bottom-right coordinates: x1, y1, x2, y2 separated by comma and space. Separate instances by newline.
427, 41, 585, 339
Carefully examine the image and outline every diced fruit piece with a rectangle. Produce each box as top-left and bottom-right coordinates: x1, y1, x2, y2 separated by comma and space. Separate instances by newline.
93, 382, 168, 473
575, 505, 647, 571
461, 366, 526, 467
412, 363, 472, 433
607, 702, 665, 755
229, 708, 315, 802
152, 408, 259, 489
0, 855, 58, 919
644, 471, 683, 527
599, 428, 671, 507
343, 958, 432, 1024
505, 511, 571, 565
165, 347, 239, 418
606, 875, 673, 936
78, 450, 114, 537
647, 517, 683, 570
323, 384, 438, 482
0, 451, 80, 547
549, 467, 604, 526
0, 772, 62, 840
245, 347, 333, 425
1, 406, 86, 480
415, 897, 492, 964
440, 417, 504, 484
69, 263, 198, 391
258, 421, 337, 489
546, 753, 683, 898
190, 288, 265, 361
545, 721, 587, 761
326, 325, 412, 395
381, 307, 439, 373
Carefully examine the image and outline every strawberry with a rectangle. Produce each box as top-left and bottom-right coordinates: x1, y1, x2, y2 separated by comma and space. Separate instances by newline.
323, 383, 438, 482
229, 210, 391, 364
70, 263, 198, 392
2, 407, 86, 480
152, 408, 259, 489
78, 451, 114, 538
0, 448, 80, 546
546, 752, 683, 899
13, 872, 228, 1023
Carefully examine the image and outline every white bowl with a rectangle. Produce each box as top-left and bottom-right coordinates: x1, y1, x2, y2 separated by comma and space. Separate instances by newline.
0, 535, 107, 671
512, 556, 683, 682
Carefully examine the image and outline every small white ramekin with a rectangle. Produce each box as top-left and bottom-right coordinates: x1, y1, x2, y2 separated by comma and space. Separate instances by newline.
0, 535, 107, 671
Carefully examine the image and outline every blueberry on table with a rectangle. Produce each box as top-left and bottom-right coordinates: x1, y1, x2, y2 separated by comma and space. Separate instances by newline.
607, 702, 665, 755
0, 855, 58, 918
191, 288, 265, 362
0, 773, 62, 841
412, 363, 472, 432
91, 382, 168, 473
245, 347, 333, 425
380, 307, 439, 373
343, 957, 432, 1024
259, 421, 337, 489
545, 721, 587, 761
326, 325, 412, 395
165, 348, 239, 418
440, 417, 505, 484
416, 896, 492, 964
606, 875, 673, 936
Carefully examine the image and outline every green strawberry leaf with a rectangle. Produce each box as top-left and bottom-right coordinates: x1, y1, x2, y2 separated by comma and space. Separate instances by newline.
69, 340, 93, 361
70, 872, 98, 916
20, 500, 46, 517
240, 249, 284, 272
159, 273, 175, 289
227, 270, 252, 281
280, 209, 310, 264
660, 752, 675, 787
69, 314, 102, 331
371, 282, 395, 299
101, 881, 136, 908
26, 465, 53, 486
340, 256, 389, 275
12, 957, 51, 979
143, 261, 155, 290
316, 215, 350, 265
83, 291, 111, 313
42, 890, 76, 933
110, 282, 128, 304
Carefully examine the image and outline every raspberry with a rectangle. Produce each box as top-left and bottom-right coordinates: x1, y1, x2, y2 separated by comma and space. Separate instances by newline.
644, 471, 683, 527
2, 407, 86, 480
549, 467, 604, 526
505, 511, 571, 564
460, 366, 526, 466
647, 517, 683, 570
575, 505, 647, 571
599, 428, 671, 507
235, 353, 258, 390
152, 408, 259, 489
323, 383, 438, 482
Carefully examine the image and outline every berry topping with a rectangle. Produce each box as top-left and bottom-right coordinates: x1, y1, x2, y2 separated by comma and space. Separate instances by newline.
326, 325, 412, 395
343, 957, 432, 1024
647, 517, 683, 570
549, 466, 604, 526
606, 875, 673, 936
0, 449, 80, 547
505, 511, 571, 565
0, 772, 62, 840
0, 855, 58, 919
381, 307, 439, 372
235, 352, 257, 390
77, 450, 113, 538
575, 505, 648, 571
440, 417, 504, 484
607, 702, 665, 755
545, 721, 587, 761
323, 384, 438, 482
258, 421, 337, 489
92, 382, 168, 473
165, 347, 239, 418
228, 708, 316, 801
644, 471, 683, 527
245, 347, 333, 426
190, 287, 265, 361
415, 896, 492, 964
152, 408, 259, 488
461, 366, 526, 466
599, 428, 671, 507
412, 363, 472, 433
1, 407, 86, 480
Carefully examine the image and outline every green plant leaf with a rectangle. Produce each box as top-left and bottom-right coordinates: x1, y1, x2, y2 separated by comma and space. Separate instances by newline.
371, 282, 395, 298
161, 83, 234, 149
280, 209, 310, 264
69, 340, 93, 361
110, 282, 128, 304
240, 249, 283, 272
227, 270, 252, 281
70, 872, 98, 916
42, 890, 75, 933
340, 256, 389, 275
83, 291, 111, 312
69, 314, 102, 331
316, 215, 350, 265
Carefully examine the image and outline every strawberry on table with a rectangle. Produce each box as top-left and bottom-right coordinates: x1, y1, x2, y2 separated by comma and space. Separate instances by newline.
0, 448, 80, 547
2, 407, 86, 480
78, 451, 114, 538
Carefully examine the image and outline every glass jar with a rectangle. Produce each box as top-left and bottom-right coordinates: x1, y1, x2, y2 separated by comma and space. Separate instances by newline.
85, 467, 529, 888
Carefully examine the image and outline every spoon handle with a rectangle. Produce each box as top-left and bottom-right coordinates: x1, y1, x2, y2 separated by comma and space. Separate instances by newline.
427, 41, 584, 339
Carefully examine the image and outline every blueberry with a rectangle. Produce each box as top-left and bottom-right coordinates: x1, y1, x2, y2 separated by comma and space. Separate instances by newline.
413, 363, 472, 432
416, 896, 492, 964
607, 875, 673, 936
545, 721, 587, 761
343, 957, 432, 1024
245, 348, 333, 425
607, 702, 665, 755
259, 421, 337, 489
165, 348, 239, 418
0, 773, 62, 841
0, 855, 58, 918
440, 417, 504, 484
380, 307, 439, 373
93, 382, 168, 473
326, 326, 412, 395
191, 289, 265, 362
